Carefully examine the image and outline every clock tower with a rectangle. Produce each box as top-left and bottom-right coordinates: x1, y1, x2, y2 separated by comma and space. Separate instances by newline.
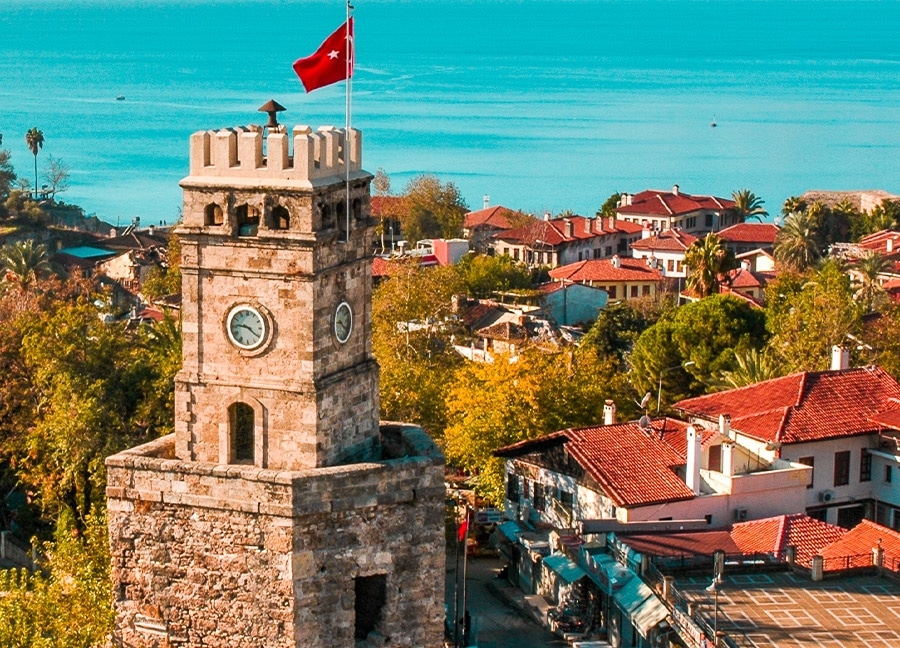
106, 112, 445, 647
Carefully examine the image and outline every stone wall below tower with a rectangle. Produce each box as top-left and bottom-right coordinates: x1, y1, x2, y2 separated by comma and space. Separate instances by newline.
107, 424, 445, 648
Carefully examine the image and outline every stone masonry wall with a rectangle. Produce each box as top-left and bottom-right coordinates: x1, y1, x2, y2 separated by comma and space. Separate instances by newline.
107, 427, 445, 648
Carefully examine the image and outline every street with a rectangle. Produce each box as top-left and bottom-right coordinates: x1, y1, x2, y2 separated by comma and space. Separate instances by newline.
446, 553, 567, 648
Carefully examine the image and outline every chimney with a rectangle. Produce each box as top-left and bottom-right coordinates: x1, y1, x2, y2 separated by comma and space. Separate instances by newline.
721, 440, 735, 477
603, 400, 616, 425
673, 184, 680, 195
611, 254, 621, 268
564, 219, 574, 238
888, 238, 894, 253
686, 425, 702, 495
741, 259, 751, 271
607, 215, 616, 230
831, 345, 849, 371
719, 413, 731, 439
627, 194, 633, 206
642, 223, 652, 239
483, 194, 490, 209
148, 225, 155, 236
544, 211, 551, 221
585, 218, 593, 234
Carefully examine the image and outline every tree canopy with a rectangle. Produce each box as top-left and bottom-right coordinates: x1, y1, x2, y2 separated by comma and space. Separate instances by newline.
399, 174, 468, 242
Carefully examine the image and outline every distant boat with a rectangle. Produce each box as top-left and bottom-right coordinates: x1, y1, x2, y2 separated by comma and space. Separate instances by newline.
710, 115, 717, 128
116, 95, 125, 101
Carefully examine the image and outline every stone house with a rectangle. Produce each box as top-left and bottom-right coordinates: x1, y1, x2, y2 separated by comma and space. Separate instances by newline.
548, 255, 664, 302
616, 185, 736, 235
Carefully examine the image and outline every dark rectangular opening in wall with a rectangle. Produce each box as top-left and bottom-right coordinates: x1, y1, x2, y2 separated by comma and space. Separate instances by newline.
354, 574, 387, 640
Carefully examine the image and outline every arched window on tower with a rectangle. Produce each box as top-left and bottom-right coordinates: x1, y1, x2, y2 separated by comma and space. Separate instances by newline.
204, 203, 224, 226
236, 204, 259, 237
336, 200, 347, 238
352, 198, 363, 222
229, 402, 255, 464
321, 203, 334, 231
272, 205, 290, 230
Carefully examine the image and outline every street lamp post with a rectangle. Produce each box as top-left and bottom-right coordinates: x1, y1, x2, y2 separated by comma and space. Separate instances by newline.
657, 361, 695, 413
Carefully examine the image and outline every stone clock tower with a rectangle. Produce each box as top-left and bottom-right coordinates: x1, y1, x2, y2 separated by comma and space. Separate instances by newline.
106, 114, 445, 647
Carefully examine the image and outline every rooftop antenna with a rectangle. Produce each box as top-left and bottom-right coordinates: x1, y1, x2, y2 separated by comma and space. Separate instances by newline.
258, 99, 286, 130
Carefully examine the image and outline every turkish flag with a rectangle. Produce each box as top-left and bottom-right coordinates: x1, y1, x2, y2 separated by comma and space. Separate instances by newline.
293, 19, 354, 93
457, 518, 468, 542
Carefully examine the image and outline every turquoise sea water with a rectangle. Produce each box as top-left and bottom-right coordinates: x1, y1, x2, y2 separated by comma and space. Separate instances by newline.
2, 0, 900, 225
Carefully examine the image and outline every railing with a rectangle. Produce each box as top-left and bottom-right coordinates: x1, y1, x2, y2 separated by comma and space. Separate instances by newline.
821, 553, 874, 572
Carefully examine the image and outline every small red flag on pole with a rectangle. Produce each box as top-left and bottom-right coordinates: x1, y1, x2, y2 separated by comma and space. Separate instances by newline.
457, 517, 469, 542
293, 18, 354, 93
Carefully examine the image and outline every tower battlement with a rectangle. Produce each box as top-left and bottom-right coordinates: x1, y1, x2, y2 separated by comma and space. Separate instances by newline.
187, 125, 362, 184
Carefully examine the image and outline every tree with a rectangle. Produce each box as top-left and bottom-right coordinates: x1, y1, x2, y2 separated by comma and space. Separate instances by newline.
765, 260, 862, 372
852, 253, 891, 312
442, 347, 630, 504
629, 294, 768, 407
0, 240, 55, 289
371, 259, 464, 435
372, 167, 391, 197
596, 192, 621, 219
782, 196, 807, 216
42, 155, 70, 199
455, 253, 531, 299
0, 132, 16, 213
400, 175, 468, 242
774, 210, 820, 272
580, 298, 666, 365
731, 189, 768, 222
684, 233, 734, 297
24, 128, 44, 200
140, 234, 181, 300
706, 347, 783, 391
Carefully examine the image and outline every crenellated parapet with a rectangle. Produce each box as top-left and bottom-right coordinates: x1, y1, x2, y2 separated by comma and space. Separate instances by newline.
187, 125, 362, 185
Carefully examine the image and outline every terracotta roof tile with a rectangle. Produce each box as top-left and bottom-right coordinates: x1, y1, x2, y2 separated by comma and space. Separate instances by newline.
617, 189, 735, 218
859, 229, 900, 255
731, 514, 846, 567
619, 531, 741, 557
464, 206, 530, 230
820, 520, 900, 569
494, 216, 641, 247
728, 268, 767, 289
549, 257, 664, 283
675, 366, 900, 444
496, 418, 695, 508
630, 228, 698, 252
717, 223, 780, 245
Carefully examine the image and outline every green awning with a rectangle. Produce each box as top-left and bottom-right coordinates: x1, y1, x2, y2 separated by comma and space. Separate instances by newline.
498, 520, 522, 541
632, 594, 669, 638
613, 575, 652, 615
543, 554, 587, 584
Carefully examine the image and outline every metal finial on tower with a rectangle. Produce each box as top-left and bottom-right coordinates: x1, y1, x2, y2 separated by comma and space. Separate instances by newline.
258, 99, 286, 129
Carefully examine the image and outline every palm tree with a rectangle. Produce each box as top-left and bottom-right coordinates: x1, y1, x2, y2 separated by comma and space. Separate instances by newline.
708, 348, 783, 391
781, 196, 807, 216
731, 189, 768, 222
853, 254, 892, 312
774, 211, 820, 272
0, 239, 54, 289
684, 233, 731, 297
25, 127, 44, 199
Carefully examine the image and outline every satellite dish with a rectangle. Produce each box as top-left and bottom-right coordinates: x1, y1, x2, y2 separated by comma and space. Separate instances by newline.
639, 392, 652, 409
639, 415, 652, 430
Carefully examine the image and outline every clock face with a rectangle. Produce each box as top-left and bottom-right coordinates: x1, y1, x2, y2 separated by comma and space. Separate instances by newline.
226, 305, 267, 350
334, 301, 353, 344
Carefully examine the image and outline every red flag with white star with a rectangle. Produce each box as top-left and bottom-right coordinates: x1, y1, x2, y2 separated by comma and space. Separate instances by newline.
293, 19, 354, 93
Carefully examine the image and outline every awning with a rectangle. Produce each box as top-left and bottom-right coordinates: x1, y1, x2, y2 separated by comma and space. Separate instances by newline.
583, 552, 633, 594
543, 554, 587, 584
613, 575, 652, 616
631, 594, 669, 638
497, 520, 523, 542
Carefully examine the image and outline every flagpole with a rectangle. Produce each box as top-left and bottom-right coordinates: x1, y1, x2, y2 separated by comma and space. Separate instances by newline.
345, 1, 353, 243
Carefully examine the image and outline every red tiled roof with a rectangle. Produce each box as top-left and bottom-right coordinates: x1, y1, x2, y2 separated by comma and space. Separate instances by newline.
617, 189, 734, 218
496, 418, 695, 508
549, 257, 664, 284
728, 268, 767, 289
858, 229, 900, 255
619, 531, 741, 557
730, 514, 846, 567
630, 228, 698, 252
717, 223, 780, 245
494, 216, 640, 247
675, 366, 900, 444
464, 206, 529, 231
820, 520, 900, 568
868, 408, 900, 430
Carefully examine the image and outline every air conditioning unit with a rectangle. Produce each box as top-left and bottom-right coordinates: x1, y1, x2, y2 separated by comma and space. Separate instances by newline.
819, 490, 835, 503
733, 507, 748, 521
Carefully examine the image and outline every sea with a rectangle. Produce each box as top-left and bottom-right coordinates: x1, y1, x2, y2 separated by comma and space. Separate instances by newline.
2, 0, 900, 226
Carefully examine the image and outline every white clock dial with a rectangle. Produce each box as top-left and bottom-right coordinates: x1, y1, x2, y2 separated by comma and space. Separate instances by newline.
227, 305, 267, 350
334, 301, 353, 344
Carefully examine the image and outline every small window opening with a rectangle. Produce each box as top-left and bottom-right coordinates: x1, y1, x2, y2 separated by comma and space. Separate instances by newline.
321, 204, 335, 230
352, 198, 363, 221
204, 203, 224, 226
354, 574, 387, 640
336, 201, 348, 238
272, 205, 290, 230
236, 204, 259, 237
229, 402, 254, 464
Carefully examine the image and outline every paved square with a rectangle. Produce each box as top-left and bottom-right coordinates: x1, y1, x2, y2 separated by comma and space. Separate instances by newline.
680, 572, 900, 646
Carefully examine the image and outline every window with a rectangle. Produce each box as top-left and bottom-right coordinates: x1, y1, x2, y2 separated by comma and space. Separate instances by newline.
354, 575, 386, 640
229, 402, 254, 464
799, 456, 815, 489
705, 214, 714, 227
533, 484, 545, 512
630, 285, 638, 298
523, 479, 531, 500
834, 451, 851, 487
236, 203, 259, 237
860, 449, 872, 482
506, 474, 519, 503
204, 203, 224, 226
605, 245, 613, 256
642, 285, 651, 296
271, 205, 290, 230
667, 259, 675, 272
608, 286, 617, 299
886, 465, 893, 483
